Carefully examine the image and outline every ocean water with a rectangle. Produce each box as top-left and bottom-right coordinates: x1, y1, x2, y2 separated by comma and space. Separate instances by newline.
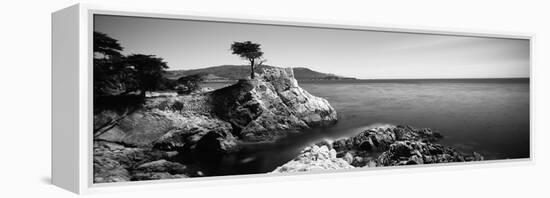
201, 79, 530, 175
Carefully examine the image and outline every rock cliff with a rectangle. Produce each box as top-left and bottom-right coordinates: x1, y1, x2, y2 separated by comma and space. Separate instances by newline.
211, 67, 337, 141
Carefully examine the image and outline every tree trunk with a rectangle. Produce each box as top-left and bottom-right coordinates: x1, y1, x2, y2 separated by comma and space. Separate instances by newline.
250, 59, 255, 79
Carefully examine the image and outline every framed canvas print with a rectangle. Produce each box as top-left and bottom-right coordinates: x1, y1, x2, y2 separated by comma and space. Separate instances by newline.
52, 4, 533, 194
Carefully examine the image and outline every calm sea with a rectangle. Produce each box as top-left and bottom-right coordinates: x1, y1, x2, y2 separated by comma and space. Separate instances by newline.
201, 79, 530, 175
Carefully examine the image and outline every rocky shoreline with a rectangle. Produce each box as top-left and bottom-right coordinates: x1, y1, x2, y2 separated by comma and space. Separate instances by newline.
93, 66, 484, 183
273, 125, 484, 173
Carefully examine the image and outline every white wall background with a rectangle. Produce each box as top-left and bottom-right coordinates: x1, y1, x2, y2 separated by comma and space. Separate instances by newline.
0, 0, 548, 197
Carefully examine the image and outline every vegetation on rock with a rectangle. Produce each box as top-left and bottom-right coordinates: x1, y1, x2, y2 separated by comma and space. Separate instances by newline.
176, 74, 205, 94
230, 41, 266, 79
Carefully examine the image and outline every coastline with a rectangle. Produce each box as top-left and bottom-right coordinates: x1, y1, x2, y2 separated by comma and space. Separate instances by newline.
92, 66, 492, 183
93, 67, 338, 182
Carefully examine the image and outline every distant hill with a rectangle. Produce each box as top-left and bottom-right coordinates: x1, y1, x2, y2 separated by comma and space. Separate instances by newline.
164, 65, 356, 81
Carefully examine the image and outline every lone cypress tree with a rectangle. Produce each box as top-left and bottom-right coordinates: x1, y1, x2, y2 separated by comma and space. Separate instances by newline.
230, 41, 265, 79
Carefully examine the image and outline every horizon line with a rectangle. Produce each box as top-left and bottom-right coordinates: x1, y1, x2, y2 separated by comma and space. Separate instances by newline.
164, 64, 529, 80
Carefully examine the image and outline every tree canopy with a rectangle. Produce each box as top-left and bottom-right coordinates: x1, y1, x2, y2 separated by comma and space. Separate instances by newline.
230, 41, 265, 79
94, 31, 123, 59
93, 31, 169, 99
125, 54, 169, 97
93, 31, 127, 96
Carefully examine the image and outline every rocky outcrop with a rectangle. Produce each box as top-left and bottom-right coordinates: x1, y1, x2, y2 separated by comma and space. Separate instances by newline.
272, 145, 353, 173
93, 141, 199, 183
211, 67, 337, 141
95, 109, 238, 154
376, 140, 483, 166
93, 157, 131, 183
95, 66, 337, 147
333, 125, 482, 167
131, 160, 191, 180
151, 113, 237, 152
258, 67, 338, 127
274, 125, 483, 173
93, 66, 338, 182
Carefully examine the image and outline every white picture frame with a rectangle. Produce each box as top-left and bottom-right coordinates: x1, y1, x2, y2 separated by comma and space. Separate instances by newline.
52, 3, 534, 194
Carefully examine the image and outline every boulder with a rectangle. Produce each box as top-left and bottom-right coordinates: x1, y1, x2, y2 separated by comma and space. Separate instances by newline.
343, 152, 354, 164
152, 113, 237, 152
376, 140, 473, 166
132, 172, 188, 181
93, 141, 164, 169
272, 145, 353, 173
93, 157, 131, 183
95, 109, 237, 154
94, 109, 174, 147
134, 159, 188, 174
93, 141, 197, 183
332, 127, 396, 153
131, 159, 194, 181
93, 141, 161, 183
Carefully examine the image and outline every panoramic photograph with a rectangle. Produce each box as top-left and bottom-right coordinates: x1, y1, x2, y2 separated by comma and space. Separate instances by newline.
92, 14, 530, 183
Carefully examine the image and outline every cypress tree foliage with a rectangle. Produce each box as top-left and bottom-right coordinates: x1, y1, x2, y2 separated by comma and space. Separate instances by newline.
93, 31, 169, 99
124, 54, 169, 98
93, 31, 128, 96
230, 41, 265, 79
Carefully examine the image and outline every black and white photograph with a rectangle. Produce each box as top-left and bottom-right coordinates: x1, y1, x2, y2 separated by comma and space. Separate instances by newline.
92, 14, 530, 183
6, 0, 550, 197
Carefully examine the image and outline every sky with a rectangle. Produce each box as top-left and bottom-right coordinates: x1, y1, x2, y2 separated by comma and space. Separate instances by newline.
94, 15, 530, 79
